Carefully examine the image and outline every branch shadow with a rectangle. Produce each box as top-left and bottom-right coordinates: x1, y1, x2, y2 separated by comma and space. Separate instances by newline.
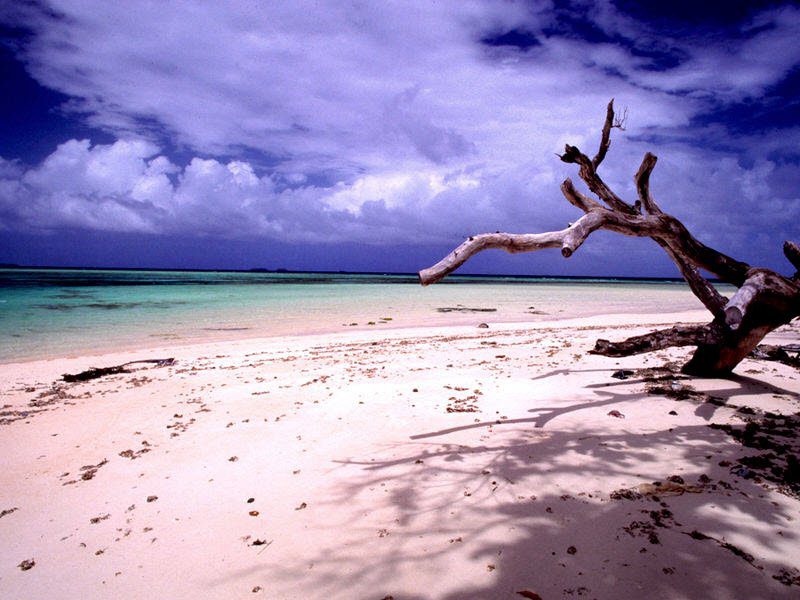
227, 365, 800, 599
305, 425, 797, 598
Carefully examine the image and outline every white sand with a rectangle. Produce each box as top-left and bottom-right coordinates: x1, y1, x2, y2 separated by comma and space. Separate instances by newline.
1, 311, 799, 599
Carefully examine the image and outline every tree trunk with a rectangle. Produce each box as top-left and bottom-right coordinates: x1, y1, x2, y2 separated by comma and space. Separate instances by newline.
419, 100, 800, 377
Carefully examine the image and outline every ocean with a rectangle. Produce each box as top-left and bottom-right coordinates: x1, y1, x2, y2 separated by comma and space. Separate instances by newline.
0, 268, 729, 363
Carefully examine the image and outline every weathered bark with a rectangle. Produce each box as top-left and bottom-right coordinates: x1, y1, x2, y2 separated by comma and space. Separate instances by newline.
786, 241, 800, 280
419, 100, 800, 376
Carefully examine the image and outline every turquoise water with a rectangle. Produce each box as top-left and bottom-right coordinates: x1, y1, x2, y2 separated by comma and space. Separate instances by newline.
0, 268, 731, 362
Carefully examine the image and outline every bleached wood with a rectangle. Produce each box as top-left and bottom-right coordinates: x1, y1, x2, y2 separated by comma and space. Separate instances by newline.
419, 101, 800, 375
419, 213, 605, 286
590, 324, 721, 357
724, 273, 762, 330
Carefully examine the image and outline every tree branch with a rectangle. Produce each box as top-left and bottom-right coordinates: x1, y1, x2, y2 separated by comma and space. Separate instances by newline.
560, 179, 602, 212
419, 212, 606, 286
590, 323, 722, 357
654, 217, 751, 286
631, 153, 729, 315
592, 99, 615, 170
724, 273, 762, 330
417, 99, 800, 375
785, 240, 800, 278
635, 152, 661, 215
658, 242, 727, 319
560, 145, 639, 216
724, 268, 800, 329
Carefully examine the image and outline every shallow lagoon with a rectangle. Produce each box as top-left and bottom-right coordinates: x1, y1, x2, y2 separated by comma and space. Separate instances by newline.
0, 268, 732, 362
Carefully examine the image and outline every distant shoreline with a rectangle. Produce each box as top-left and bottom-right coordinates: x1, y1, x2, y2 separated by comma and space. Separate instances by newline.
0, 264, 701, 283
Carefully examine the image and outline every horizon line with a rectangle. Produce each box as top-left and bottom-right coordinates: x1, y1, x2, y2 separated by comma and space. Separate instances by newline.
0, 263, 705, 282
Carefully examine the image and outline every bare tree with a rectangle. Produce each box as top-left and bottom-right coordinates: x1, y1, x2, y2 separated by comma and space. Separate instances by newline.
419, 101, 800, 376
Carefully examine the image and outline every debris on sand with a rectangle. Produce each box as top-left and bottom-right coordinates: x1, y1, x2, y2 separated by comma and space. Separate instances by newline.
710, 410, 800, 498
62, 358, 175, 382
18, 559, 35, 571
89, 513, 110, 524
436, 306, 497, 313
611, 479, 704, 500
119, 447, 151, 460
773, 567, 800, 586
62, 459, 109, 484
685, 530, 758, 568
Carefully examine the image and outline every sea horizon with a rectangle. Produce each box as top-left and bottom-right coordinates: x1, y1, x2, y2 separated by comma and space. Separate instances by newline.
0, 264, 700, 283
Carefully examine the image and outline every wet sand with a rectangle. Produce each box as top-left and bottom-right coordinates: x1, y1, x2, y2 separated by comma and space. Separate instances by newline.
1, 311, 799, 599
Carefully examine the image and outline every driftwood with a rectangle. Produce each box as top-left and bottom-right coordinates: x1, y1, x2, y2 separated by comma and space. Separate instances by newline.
753, 344, 800, 369
419, 101, 800, 376
62, 358, 175, 382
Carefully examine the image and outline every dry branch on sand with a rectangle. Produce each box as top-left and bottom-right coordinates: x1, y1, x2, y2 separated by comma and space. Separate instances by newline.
62, 358, 175, 382
419, 101, 800, 376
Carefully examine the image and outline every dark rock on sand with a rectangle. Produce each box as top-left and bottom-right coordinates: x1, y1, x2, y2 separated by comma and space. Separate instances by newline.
611, 370, 635, 380
18, 559, 35, 571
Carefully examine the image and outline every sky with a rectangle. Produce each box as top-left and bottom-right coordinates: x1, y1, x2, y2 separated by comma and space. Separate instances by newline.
1, 0, 799, 277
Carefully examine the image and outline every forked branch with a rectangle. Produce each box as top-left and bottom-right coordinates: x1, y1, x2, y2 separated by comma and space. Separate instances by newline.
419, 100, 800, 375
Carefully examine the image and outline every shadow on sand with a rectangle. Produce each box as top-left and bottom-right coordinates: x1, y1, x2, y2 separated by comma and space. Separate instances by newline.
259, 366, 800, 598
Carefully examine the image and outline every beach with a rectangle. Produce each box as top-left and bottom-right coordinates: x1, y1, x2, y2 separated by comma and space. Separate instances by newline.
1, 308, 799, 599
4, 1, 800, 598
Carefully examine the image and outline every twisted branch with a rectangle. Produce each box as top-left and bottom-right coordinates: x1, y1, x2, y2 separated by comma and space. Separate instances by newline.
634, 152, 661, 215
419, 100, 800, 375
590, 323, 723, 357
658, 243, 727, 319
419, 212, 606, 286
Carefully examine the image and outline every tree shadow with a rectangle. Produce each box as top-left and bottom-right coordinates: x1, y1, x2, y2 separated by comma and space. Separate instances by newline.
235, 366, 800, 598
293, 423, 798, 598
410, 395, 629, 438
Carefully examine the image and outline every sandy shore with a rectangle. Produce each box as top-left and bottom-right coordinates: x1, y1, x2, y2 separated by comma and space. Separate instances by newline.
1, 311, 799, 599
